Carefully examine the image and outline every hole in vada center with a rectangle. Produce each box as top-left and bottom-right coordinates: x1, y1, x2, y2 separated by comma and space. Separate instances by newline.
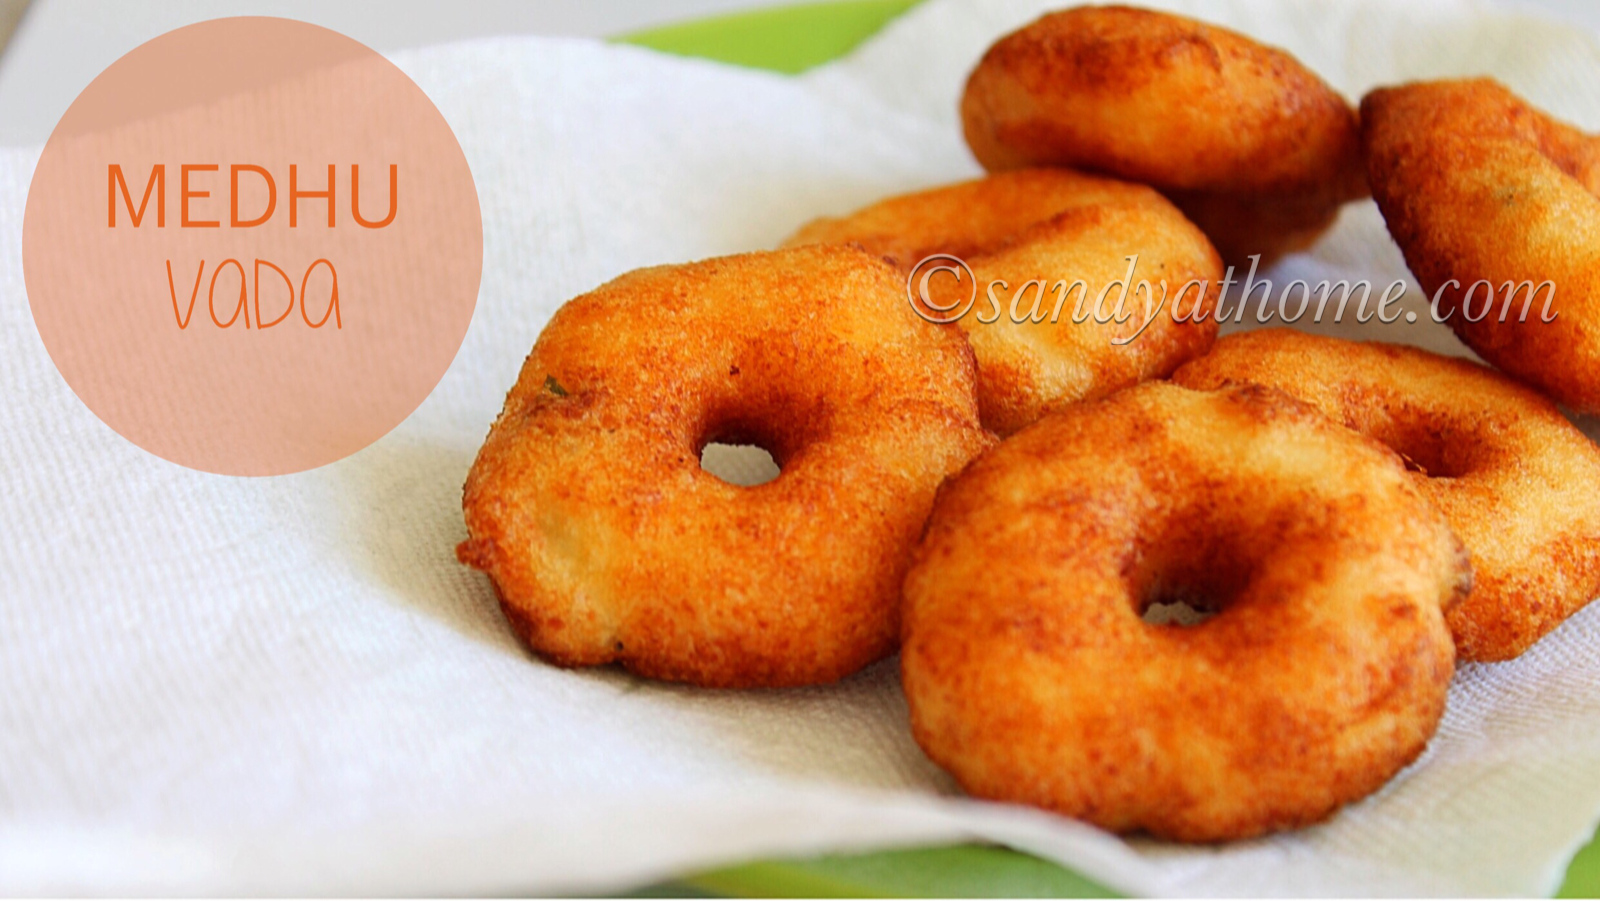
1142, 598, 1217, 627
1138, 580, 1225, 628
699, 442, 781, 486
1134, 521, 1258, 627
1364, 419, 1465, 479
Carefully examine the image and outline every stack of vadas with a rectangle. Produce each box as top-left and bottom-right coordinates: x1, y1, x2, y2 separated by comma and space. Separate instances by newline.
959, 6, 1369, 268
784, 168, 1222, 435
458, 2, 1600, 846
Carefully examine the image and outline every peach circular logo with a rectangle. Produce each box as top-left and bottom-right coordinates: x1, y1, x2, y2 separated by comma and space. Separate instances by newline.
23, 17, 482, 476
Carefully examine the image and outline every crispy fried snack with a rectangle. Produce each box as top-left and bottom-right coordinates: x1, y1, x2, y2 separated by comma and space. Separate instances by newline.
960, 5, 1367, 267
1362, 78, 1600, 412
784, 169, 1221, 435
458, 246, 991, 688
1175, 328, 1600, 661
902, 381, 1467, 841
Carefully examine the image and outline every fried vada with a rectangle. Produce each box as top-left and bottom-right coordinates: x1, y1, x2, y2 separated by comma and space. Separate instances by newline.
1175, 328, 1600, 661
458, 245, 991, 688
785, 169, 1221, 435
960, 5, 1368, 267
1362, 78, 1600, 412
901, 381, 1467, 841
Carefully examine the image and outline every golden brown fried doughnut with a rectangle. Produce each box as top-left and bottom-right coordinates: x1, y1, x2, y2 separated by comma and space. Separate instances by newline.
784, 169, 1221, 435
902, 381, 1467, 842
1174, 328, 1600, 662
1362, 78, 1600, 412
960, 5, 1368, 267
457, 246, 991, 688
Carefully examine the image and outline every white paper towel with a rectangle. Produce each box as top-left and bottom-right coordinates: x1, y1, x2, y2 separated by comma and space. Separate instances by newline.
3, 1, 1600, 895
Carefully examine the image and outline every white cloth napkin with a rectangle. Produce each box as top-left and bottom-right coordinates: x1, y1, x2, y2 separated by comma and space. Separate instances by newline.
3, 0, 1600, 895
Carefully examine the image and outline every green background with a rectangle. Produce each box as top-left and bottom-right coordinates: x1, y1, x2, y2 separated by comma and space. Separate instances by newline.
614, 1, 1600, 895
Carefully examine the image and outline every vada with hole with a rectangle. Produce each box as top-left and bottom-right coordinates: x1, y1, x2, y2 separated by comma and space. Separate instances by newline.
901, 381, 1468, 841
458, 245, 991, 688
1175, 328, 1600, 661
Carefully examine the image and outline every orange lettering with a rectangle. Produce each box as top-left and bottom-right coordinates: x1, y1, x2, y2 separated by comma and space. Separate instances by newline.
181, 164, 219, 228
301, 260, 340, 328
254, 260, 295, 328
350, 164, 397, 228
289, 164, 335, 227
109, 164, 164, 227
166, 259, 203, 328
230, 165, 276, 227
208, 259, 248, 328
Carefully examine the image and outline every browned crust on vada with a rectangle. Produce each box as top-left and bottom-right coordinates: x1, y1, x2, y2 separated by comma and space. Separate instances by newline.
1174, 328, 1600, 661
459, 246, 992, 688
960, 5, 1368, 266
901, 381, 1465, 841
1361, 77, 1600, 412
785, 169, 1223, 436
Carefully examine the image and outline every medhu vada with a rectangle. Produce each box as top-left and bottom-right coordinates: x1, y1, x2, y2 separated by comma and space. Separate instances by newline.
457, 245, 991, 688
1174, 328, 1600, 662
960, 5, 1368, 267
901, 381, 1467, 842
1362, 78, 1600, 412
784, 168, 1222, 436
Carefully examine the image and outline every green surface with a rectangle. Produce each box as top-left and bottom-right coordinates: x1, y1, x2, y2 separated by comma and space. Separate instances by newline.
613, 3, 1600, 897
680, 846, 1114, 898
1559, 823, 1600, 898
617, 0, 921, 74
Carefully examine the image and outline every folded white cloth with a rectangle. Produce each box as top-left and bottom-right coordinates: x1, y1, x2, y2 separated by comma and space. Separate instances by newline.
3, 0, 1599, 895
